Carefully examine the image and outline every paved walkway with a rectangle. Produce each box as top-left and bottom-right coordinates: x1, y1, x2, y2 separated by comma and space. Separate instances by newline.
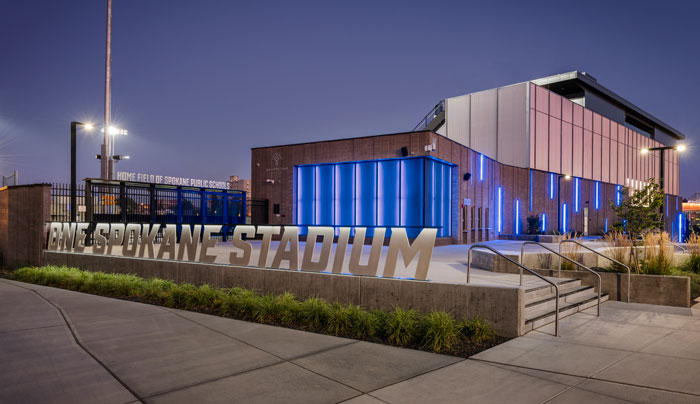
2, 279, 700, 403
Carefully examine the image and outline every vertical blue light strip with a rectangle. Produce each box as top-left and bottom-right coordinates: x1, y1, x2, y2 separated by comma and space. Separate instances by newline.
679, 213, 683, 242
616, 185, 622, 206
541, 213, 546, 233
666, 195, 669, 217
514, 200, 520, 235
574, 178, 580, 213
605, 217, 608, 233
595, 181, 600, 210
480, 154, 484, 181
497, 186, 503, 233
529, 170, 533, 211
549, 173, 555, 199
562, 203, 568, 233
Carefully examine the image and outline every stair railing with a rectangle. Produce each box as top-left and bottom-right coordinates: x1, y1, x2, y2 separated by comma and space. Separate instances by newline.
520, 241, 601, 317
467, 244, 560, 336
559, 239, 631, 303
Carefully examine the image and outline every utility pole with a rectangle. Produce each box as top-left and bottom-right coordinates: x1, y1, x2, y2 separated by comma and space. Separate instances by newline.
101, 0, 113, 179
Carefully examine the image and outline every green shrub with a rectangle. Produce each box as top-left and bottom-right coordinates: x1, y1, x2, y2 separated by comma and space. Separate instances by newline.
346, 305, 381, 339
460, 316, 495, 343
327, 303, 352, 336
421, 311, 458, 352
385, 307, 419, 346
255, 293, 284, 324
278, 292, 303, 326
7, 266, 499, 355
301, 297, 331, 330
682, 254, 700, 274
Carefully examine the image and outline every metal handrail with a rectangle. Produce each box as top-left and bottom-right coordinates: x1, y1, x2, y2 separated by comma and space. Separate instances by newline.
671, 243, 687, 253
520, 241, 601, 316
560, 239, 631, 303
467, 244, 560, 336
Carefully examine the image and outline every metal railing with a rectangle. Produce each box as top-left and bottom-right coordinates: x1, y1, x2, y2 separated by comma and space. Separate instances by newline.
560, 239, 631, 303
520, 241, 601, 317
467, 244, 560, 336
412, 100, 445, 131
1, 171, 18, 187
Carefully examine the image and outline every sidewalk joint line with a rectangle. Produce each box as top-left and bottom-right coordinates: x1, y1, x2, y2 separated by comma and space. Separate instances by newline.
29, 288, 145, 403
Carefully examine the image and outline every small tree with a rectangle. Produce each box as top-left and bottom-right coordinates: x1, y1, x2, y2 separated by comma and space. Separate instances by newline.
610, 179, 664, 270
526, 215, 542, 235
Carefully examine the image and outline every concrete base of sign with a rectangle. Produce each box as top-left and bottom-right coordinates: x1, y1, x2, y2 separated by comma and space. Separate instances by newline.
44, 251, 524, 337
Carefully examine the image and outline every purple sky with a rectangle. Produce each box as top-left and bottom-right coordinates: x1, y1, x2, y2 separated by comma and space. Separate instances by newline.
1, 0, 698, 196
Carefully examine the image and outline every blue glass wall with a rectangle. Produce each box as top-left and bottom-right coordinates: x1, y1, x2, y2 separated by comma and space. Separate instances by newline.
296, 156, 452, 237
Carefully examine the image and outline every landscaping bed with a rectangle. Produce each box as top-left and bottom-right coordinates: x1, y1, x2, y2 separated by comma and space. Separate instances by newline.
2, 266, 507, 358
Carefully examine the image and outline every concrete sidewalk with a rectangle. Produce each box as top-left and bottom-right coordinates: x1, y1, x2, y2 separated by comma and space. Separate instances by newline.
2, 279, 700, 403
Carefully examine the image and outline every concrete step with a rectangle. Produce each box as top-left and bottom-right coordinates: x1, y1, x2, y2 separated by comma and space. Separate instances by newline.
524, 285, 597, 318
522, 293, 609, 334
524, 278, 582, 302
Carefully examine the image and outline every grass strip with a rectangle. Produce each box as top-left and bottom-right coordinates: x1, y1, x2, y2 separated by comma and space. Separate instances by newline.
7, 265, 504, 357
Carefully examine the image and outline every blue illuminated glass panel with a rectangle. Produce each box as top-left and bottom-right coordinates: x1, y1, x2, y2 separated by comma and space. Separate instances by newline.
497, 187, 503, 233
401, 158, 424, 236
378, 159, 400, 229
549, 173, 555, 199
541, 213, 546, 233
616, 185, 622, 206
355, 162, 377, 234
296, 156, 451, 238
334, 163, 355, 227
297, 166, 314, 226
479, 154, 484, 181
514, 200, 520, 234
529, 170, 533, 211
594, 181, 600, 210
562, 203, 568, 233
315, 165, 334, 225
574, 178, 580, 212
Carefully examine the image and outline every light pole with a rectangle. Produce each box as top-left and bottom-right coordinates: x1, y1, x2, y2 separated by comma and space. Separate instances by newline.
70, 121, 93, 222
557, 174, 571, 233
640, 144, 686, 193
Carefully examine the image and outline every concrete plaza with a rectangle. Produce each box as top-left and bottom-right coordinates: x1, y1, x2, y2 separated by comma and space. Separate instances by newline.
2, 278, 700, 403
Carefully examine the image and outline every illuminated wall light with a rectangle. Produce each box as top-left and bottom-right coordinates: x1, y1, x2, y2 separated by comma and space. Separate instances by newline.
679, 213, 684, 242
574, 178, 580, 213
549, 173, 555, 199
605, 217, 608, 233
497, 186, 503, 233
666, 195, 669, 217
514, 199, 520, 235
616, 185, 622, 206
595, 181, 600, 210
541, 213, 546, 233
562, 203, 568, 233
529, 170, 533, 211
480, 154, 484, 181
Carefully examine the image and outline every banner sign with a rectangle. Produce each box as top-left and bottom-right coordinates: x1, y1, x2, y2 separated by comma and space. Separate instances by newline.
116, 171, 229, 189
46, 223, 438, 280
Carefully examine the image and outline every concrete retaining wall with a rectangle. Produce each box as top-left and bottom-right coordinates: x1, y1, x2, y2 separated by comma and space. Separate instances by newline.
44, 251, 524, 337
532, 268, 690, 308
472, 250, 690, 307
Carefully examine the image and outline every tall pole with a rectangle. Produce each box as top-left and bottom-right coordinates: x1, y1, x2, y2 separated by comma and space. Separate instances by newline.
102, 0, 112, 179
71, 122, 78, 222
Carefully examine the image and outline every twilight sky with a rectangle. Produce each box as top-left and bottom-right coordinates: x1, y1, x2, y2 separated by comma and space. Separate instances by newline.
1, 0, 699, 196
